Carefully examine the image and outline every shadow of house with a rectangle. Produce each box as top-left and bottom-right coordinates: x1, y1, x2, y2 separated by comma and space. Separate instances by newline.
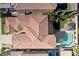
53, 21, 60, 33
54, 31, 68, 43
48, 20, 60, 35
77, 4, 79, 44
48, 20, 53, 34
77, 15, 79, 28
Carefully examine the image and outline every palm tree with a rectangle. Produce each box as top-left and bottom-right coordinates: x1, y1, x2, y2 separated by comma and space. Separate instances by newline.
48, 9, 74, 23
48, 9, 63, 23
48, 9, 79, 23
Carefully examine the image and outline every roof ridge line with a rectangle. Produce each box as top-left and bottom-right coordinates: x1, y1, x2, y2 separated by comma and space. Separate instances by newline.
39, 15, 47, 24
27, 26, 38, 37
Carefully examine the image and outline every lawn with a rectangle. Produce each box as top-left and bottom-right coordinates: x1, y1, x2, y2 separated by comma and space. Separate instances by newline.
1, 17, 9, 35
1, 17, 5, 34
60, 19, 68, 29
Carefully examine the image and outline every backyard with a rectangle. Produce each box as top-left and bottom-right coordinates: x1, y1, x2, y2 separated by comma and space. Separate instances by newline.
48, 3, 73, 34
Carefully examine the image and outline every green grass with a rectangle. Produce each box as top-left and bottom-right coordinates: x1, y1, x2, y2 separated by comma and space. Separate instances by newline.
1, 17, 5, 34
60, 19, 68, 28
1, 17, 9, 35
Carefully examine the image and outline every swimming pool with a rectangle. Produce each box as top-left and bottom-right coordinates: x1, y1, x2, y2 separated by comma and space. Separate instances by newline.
59, 31, 73, 47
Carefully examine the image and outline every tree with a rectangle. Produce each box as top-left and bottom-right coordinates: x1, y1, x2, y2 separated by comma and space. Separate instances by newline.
48, 9, 74, 22
48, 9, 62, 22
72, 44, 79, 56
48, 9, 79, 22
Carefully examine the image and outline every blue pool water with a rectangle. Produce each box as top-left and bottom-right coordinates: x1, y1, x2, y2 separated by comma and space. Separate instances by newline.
59, 31, 73, 47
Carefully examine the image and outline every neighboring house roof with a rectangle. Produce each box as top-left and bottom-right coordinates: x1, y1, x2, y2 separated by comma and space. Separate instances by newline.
14, 3, 57, 10
0, 3, 11, 8
6, 15, 56, 49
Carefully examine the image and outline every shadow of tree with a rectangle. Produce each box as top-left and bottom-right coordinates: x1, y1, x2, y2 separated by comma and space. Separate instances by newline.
54, 31, 68, 43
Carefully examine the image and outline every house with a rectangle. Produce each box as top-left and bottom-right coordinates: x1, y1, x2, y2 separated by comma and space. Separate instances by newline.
5, 15, 56, 49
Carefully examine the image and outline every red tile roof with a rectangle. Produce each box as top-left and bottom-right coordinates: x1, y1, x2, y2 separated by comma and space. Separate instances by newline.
6, 15, 56, 49
12, 35, 56, 49
31, 15, 47, 23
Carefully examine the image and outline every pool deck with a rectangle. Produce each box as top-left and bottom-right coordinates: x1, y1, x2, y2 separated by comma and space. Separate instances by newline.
60, 50, 72, 56
69, 4, 78, 45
